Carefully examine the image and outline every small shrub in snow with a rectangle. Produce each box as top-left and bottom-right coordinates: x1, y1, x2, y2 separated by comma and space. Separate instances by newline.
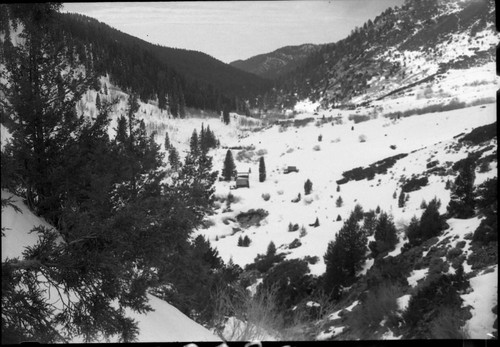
309, 217, 319, 228
288, 223, 299, 232
313, 145, 321, 151
318, 134, 323, 142
336, 196, 343, 207
304, 179, 313, 195
236, 149, 255, 163
291, 192, 301, 203
299, 226, 307, 238
256, 149, 268, 156
420, 199, 428, 209
358, 134, 367, 143
261, 193, 271, 201
289, 238, 302, 249
336, 214, 342, 222
346, 281, 401, 339
277, 190, 284, 195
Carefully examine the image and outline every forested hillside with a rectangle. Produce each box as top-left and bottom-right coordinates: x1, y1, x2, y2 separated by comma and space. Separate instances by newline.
230, 43, 322, 80
17, 11, 272, 117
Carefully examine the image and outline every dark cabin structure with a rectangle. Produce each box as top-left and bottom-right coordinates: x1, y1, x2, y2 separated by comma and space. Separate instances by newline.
284, 166, 299, 174
235, 171, 250, 188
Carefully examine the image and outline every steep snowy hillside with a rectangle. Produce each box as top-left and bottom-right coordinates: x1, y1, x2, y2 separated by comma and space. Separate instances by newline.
259, 0, 498, 110
197, 100, 496, 339
1, 190, 220, 343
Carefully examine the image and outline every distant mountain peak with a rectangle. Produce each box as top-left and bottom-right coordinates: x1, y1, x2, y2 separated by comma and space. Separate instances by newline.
230, 43, 324, 79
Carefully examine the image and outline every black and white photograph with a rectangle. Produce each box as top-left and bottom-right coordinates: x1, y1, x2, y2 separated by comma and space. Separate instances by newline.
0, 0, 497, 343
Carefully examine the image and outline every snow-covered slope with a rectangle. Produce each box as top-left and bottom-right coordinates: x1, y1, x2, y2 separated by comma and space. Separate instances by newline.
199, 103, 496, 276
0, 190, 220, 343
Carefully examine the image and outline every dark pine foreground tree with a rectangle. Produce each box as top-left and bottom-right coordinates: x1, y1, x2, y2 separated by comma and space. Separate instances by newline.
1, 4, 221, 343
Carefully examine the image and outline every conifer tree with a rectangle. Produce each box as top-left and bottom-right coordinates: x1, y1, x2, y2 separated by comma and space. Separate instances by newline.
324, 211, 367, 298
164, 131, 171, 150
259, 156, 266, 182
190, 128, 199, 156
104, 82, 108, 95
447, 155, 476, 218
267, 241, 277, 256
370, 212, 398, 256
223, 106, 230, 125
115, 115, 128, 144
398, 190, 406, 208
95, 92, 101, 110
304, 179, 313, 195
222, 150, 236, 181
420, 197, 444, 239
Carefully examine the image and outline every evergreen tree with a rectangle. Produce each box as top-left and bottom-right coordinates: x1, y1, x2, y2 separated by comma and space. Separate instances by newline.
222, 150, 236, 181
337, 185, 340, 192
190, 128, 199, 156
259, 156, 266, 182
103, 82, 108, 95
164, 131, 171, 150
223, 106, 230, 125
336, 214, 342, 221
370, 212, 398, 256
115, 115, 128, 144
324, 211, 367, 298
304, 179, 313, 195
398, 190, 406, 208
1, 3, 91, 219
406, 216, 421, 246
95, 92, 101, 110
420, 197, 444, 240
447, 155, 476, 218
168, 146, 180, 170
267, 241, 277, 256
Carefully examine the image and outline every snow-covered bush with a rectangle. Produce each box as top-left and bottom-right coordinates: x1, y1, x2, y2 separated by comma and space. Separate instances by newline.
313, 145, 321, 151
261, 193, 271, 201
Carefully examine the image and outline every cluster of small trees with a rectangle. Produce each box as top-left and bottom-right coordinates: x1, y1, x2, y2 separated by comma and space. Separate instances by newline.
237, 235, 252, 247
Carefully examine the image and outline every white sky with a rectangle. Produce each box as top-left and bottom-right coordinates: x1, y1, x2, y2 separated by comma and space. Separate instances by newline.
62, 1, 405, 63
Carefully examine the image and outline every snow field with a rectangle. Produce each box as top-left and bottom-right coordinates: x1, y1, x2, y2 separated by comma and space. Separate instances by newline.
201, 102, 496, 276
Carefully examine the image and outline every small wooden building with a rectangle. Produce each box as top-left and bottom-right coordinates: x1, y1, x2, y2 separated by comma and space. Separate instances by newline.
284, 166, 299, 174
235, 171, 250, 188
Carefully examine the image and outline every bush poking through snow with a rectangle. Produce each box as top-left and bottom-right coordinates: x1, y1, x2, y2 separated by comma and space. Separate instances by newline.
299, 226, 307, 238
261, 193, 271, 201
336, 196, 343, 207
211, 285, 285, 341
346, 281, 402, 339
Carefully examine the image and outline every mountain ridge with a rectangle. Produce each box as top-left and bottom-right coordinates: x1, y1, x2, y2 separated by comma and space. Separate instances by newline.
230, 43, 324, 80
